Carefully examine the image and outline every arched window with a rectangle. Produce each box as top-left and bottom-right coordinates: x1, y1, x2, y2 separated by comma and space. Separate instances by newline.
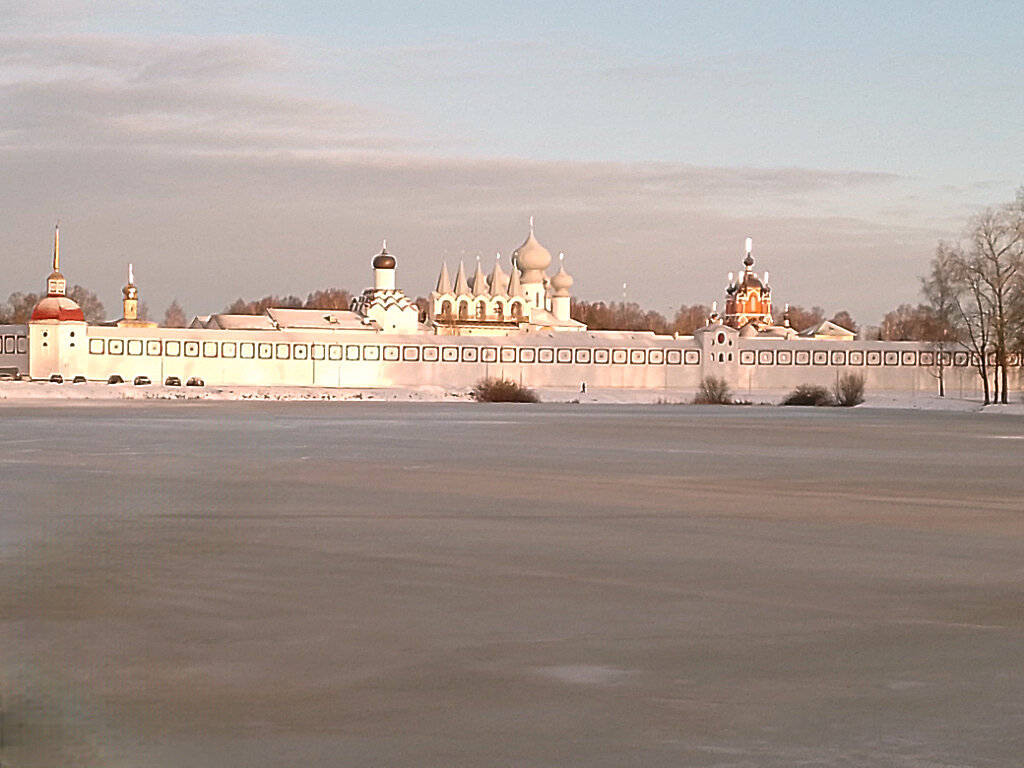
494, 301, 504, 320
458, 301, 469, 321
440, 300, 452, 320
477, 300, 486, 319
511, 302, 523, 320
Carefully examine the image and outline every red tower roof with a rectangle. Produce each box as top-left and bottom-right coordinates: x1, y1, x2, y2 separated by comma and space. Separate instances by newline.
30, 295, 85, 322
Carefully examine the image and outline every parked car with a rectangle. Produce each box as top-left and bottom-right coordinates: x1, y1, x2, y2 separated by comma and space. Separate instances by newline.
72, 375, 87, 383
164, 375, 182, 386
107, 374, 124, 384
49, 373, 64, 383
186, 377, 205, 387
134, 375, 152, 386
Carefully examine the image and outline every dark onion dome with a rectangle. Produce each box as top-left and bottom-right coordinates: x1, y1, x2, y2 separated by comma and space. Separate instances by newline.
372, 241, 396, 269
31, 295, 85, 321
739, 273, 763, 290
743, 252, 754, 267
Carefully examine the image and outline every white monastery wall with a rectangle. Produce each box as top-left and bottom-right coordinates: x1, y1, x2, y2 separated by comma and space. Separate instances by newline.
0, 324, 29, 374
19, 321, 1018, 396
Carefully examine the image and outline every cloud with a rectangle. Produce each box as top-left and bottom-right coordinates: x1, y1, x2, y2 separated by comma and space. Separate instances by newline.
0, 31, 957, 326
0, 34, 420, 156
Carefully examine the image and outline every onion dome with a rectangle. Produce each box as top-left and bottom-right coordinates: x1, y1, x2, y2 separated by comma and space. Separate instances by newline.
31, 295, 85, 322
122, 263, 138, 300
549, 254, 574, 297
512, 218, 551, 279
372, 240, 396, 269
743, 252, 754, 268
740, 272, 763, 290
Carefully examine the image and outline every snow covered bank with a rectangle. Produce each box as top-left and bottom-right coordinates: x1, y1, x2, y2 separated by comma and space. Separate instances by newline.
2, 379, 1023, 413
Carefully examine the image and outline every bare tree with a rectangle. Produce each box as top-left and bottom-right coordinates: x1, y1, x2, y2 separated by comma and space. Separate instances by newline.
304, 288, 353, 310
922, 242, 961, 396
225, 294, 304, 314
830, 310, 858, 334
0, 292, 41, 323
958, 202, 1024, 403
879, 304, 944, 341
672, 304, 711, 335
162, 299, 188, 328
570, 299, 671, 334
774, 305, 825, 332
66, 284, 106, 324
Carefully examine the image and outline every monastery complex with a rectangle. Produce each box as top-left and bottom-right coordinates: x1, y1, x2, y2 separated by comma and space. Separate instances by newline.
0, 223, 1014, 397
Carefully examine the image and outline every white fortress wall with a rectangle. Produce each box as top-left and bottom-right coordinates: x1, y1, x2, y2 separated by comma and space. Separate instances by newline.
0, 324, 30, 374
732, 339, 992, 399
29, 321, 1019, 395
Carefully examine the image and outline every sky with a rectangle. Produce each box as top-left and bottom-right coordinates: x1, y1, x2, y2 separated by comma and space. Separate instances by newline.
2, 0, 1022, 325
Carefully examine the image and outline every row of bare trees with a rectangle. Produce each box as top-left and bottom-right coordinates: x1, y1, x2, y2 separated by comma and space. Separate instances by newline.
223, 288, 355, 315
570, 299, 858, 337
913, 188, 1024, 403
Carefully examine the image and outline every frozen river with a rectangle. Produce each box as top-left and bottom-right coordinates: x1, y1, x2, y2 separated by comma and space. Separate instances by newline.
2, 402, 1023, 767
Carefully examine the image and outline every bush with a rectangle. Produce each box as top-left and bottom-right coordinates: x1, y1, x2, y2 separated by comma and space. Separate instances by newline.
693, 376, 732, 404
471, 377, 539, 403
782, 384, 832, 406
833, 372, 866, 407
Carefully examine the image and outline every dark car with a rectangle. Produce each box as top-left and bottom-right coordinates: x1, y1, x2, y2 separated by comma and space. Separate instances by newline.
134, 375, 152, 386
107, 374, 124, 385
49, 373, 64, 383
72, 375, 87, 384
186, 377, 205, 387
165, 375, 182, 386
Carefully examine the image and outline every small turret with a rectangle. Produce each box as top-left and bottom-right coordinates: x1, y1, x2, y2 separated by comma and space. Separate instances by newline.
549, 252, 574, 321
372, 241, 396, 290
122, 263, 139, 321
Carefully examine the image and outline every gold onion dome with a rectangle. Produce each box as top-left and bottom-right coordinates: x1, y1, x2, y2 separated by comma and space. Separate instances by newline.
123, 263, 138, 299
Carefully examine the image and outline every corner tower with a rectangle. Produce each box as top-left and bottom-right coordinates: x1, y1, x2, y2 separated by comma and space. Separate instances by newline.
28, 224, 88, 380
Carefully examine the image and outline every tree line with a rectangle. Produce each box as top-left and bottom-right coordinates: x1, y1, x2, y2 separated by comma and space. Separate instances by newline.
914, 187, 1024, 404
569, 300, 858, 337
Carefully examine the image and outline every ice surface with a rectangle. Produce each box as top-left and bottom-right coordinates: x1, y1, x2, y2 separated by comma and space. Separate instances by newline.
1, 403, 1023, 767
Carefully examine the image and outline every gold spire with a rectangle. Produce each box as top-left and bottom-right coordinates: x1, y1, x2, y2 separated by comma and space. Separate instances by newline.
53, 221, 60, 272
